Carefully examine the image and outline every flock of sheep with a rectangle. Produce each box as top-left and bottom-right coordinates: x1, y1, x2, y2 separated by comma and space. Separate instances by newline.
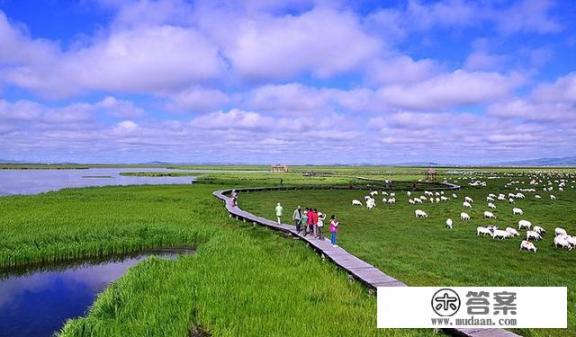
351, 173, 575, 254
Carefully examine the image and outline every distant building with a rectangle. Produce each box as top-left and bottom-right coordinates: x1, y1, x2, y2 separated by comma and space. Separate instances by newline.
425, 167, 437, 181
271, 164, 289, 173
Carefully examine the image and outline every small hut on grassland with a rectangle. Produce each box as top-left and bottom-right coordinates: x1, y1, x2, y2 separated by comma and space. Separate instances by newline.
425, 167, 437, 181
270, 164, 289, 173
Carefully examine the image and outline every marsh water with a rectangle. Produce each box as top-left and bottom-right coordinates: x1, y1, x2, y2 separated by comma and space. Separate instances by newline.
0, 249, 194, 337
0, 168, 196, 196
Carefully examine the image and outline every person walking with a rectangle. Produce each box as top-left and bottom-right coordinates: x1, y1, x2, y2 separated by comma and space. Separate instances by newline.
300, 209, 308, 235
317, 211, 326, 239
311, 209, 319, 237
306, 208, 314, 236
275, 203, 284, 224
329, 215, 339, 247
292, 206, 302, 232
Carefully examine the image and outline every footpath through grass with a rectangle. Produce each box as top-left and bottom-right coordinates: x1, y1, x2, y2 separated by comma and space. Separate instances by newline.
0, 184, 437, 337
240, 178, 576, 337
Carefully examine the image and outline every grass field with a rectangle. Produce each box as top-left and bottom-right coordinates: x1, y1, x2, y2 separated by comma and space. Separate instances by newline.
240, 174, 576, 337
0, 183, 438, 337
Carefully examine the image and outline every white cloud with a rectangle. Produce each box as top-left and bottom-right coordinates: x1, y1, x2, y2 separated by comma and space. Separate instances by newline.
219, 8, 381, 79
376, 70, 524, 110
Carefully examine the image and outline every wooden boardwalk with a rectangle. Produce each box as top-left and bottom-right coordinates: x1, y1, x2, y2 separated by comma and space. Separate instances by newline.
213, 186, 520, 337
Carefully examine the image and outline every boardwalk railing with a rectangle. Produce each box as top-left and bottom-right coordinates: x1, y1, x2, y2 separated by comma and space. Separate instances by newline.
213, 185, 520, 337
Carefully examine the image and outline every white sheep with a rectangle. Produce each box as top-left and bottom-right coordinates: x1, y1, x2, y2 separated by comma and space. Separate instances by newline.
488, 202, 496, 209
487, 196, 495, 202
550, 195, 556, 200
512, 208, 523, 215
509, 198, 515, 204
505, 227, 519, 237
415, 209, 428, 218
407, 191, 411, 197
493, 229, 511, 240
526, 230, 542, 241
446, 218, 453, 229
484, 211, 496, 219
533, 225, 546, 235
370, 191, 378, 196
460, 212, 470, 221
555, 227, 567, 237
463, 201, 472, 208
554, 236, 573, 250
408, 199, 415, 205
387, 198, 396, 204
364, 195, 371, 200
452, 193, 458, 198
382, 198, 387, 204
518, 220, 532, 230
477, 226, 492, 236
440, 196, 448, 201
535, 194, 542, 199
498, 194, 506, 200
565, 235, 576, 248
464, 196, 473, 203
414, 198, 423, 204
520, 240, 537, 252
352, 199, 363, 206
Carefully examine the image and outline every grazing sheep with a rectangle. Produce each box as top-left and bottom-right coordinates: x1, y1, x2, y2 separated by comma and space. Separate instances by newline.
493, 229, 511, 240
390, 193, 396, 197
555, 227, 567, 237
550, 195, 556, 200
364, 196, 371, 200
370, 191, 378, 196
460, 212, 470, 221
520, 240, 537, 252
484, 211, 496, 219
487, 196, 495, 202
407, 191, 411, 197
441, 196, 448, 201
516, 193, 525, 199
554, 236, 573, 250
512, 208, 523, 215
387, 198, 396, 205
352, 200, 363, 206
452, 193, 458, 198
533, 226, 546, 235
505, 227, 519, 237
463, 201, 472, 208
565, 235, 576, 248
526, 230, 542, 241
488, 202, 496, 209
477, 226, 492, 236
518, 220, 532, 230
408, 199, 415, 205
446, 218, 453, 229
535, 195, 542, 199
464, 196, 473, 203
498, 194, 506, 200
382, 198, 387, 204
414, 198, 423, 204
415, 210, 428, 218
509, 198, 515, 204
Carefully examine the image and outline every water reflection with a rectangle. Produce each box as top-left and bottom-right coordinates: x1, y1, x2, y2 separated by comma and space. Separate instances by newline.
0, 249, 194, 337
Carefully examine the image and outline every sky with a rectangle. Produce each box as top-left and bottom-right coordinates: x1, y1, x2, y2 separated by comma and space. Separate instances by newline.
0, 0, 575, 165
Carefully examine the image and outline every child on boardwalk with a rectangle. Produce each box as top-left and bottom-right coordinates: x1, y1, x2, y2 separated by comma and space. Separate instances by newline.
329, 215, 339, 247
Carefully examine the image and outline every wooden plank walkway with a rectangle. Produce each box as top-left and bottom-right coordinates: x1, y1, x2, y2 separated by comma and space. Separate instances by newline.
213, 186, 521, 337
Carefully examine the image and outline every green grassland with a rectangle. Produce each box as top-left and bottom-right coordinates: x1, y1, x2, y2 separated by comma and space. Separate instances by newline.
239, 174, 576, 337
0, 183, 437, 337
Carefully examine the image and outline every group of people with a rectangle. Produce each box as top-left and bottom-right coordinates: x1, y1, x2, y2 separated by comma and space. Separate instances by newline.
275, 203, 340, 246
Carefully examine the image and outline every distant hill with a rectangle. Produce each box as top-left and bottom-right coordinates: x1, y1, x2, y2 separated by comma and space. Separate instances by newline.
496, 156, 576, 167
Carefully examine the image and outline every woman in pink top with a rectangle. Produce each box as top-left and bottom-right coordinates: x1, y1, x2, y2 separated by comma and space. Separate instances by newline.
329, 215, 339, 247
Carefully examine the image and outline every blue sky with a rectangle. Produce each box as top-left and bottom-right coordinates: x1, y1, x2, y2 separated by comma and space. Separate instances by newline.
0, 0, 575, 164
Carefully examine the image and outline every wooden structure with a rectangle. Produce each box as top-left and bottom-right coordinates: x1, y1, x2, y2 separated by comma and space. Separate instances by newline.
425, 167, 438, 181
270, 164, 289, 173
213, 184, 519, 337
